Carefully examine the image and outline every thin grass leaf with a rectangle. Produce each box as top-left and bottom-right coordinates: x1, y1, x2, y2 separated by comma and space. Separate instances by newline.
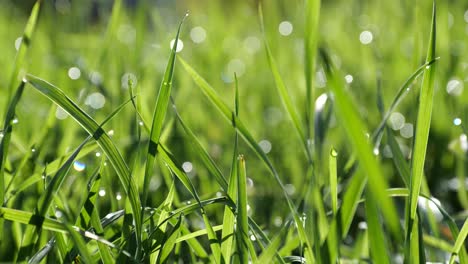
6, 1, 41, 102
176, 225, 223, 243
25, 74, 142, 251
386, 127, 410, 186
304, 0, 321, 142
64, 225, 94, 264
143, 15, 186, 208
157, 214, 183, 263
408, 0, 437, 221
320, 49, 401, 239
0, 207, 68, 233
259, 5, 311, 162
1, 81, 25, 206
236, 155, 249, 264
202, 213, 221, 263
221, 133, 238, 264
329, 147, 338, 215
365, 192, 390, 264
179, 56, 315, 263
449, 218, 468, 264
255, 222, 289, 264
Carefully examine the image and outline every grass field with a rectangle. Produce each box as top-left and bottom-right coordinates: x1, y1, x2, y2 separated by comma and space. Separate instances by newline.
1, 0, 468, 263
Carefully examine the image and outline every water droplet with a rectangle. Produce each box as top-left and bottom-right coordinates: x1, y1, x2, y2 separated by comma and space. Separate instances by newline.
169, 39, 184, 53
95, 152, 101, 157
359, 30, 373, 45
12, 117, 19, 124
216, 191, 222, 197
373, 147, 380, 156
273, 216, 283, 227
278, 21, 293, 36
31, 148, 36, 153
68, 67, 81, 80
190, 26, 206, 43
315, 93, 328, 111
250, 234, 256, 241
247, 178, 254, 188
14, 37, 22, 51
55, 209, 63, 218
182, 161, 193, 173
108, 130, 114, 136
425, 65, 431, 69
227, 59, 246, 77
400, 123, 414, 138
41, 174, 46, 179
186, 200, 191, 205
461, 134, 468, 152
98, 189, 106, 197
121, 73, 137, 89
55, 107, 69, 120
358, 221, 368, 230
73, 161, 86, 172
258, 140, 272, 154
454, 118, 462, 126
0, 131, 4, 138
243, 36, 261, 54
389, 112, 405, 130
446, 78, 463, 96
138, 121, 144, 126
116, 192, 122, 201
285, 184, 296, 195
345, 74, 354, 83
85, 92, 106, 109
330, 148, 338, 157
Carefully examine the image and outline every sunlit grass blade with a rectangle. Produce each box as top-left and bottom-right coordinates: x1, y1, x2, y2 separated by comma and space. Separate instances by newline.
25, 74, 142, 252
408, 0, 437, 223
143, 15, 186, 208
202, 212, 221, 263
320, 49, 401, 239
157, 214, 183, 263
449, 218, 468, 264
386, 127, 410, 186
172, 103, 228, 190
178, 56, 314, 263
236, 155, 249, 264
0, 207, 68, 233
365, 192, 390, 264
1, 80, 25, 207
259, 4, 311, 161
221, 133, 238, 264
63, 225, 93, 264
304, 0, 321, 141
29, 237, 55, 264
6, 0, 41, 103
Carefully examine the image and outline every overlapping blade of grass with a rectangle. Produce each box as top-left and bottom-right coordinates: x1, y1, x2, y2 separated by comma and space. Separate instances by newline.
365, 192, 390, 264
178, 57, 315, 263
25, 75, 142, 251
157, 214, 183, 263
320, 49, 400, 238
143, 16, 186, 208
0, 207, 68, 233
258, 5, 311, 161
236, 155, 249, 264
201, 212, 221, 263
329, 148, 338, 214
63, 225, 93, 264
304, 0, 321, 141
1, 81, 25, 207
221, 133, 238, 264
255, 222, 289, 264
449, 218, 468, 264
408, 0, 437, 224
6, 0, 41, 103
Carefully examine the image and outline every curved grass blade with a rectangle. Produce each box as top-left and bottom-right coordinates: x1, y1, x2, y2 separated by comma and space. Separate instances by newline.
25, 74, 142, 252
258, 5, 311, 162
1, 81, 25, 207
157, 214, 183, 263
449, 218, 468, 264
143, 15, 187, 208
178, 56, 315, 263
365, 192, 390, 264
64, 225, 94, 264
236, 155, 249, 264
320, 49, 401, 239
6, 0, 41, 103
202, 212, 221, 263
304, 0, 321, 142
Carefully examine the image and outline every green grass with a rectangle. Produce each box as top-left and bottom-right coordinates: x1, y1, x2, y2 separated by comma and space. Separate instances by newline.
1, 0, 468, 263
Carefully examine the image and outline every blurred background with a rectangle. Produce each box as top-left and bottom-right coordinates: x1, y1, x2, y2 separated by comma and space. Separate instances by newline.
0, 0, 467, 259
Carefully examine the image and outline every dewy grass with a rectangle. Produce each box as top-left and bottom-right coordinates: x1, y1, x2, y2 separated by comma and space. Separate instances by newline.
1, 1, 468, 262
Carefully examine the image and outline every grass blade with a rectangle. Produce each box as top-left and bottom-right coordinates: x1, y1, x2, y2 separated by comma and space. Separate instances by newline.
329, 147, 338, 215
304, 0, 321, 141
236, 155, 249, 264
202, 212, 221, 263
449, 218, 468, 264
157, 214, 183, 263
320, 49, 401, 239
259, 4, 311, 161
143, 15, 186, 207
25, 75, 143, 253
365, 192, 390, 264
6, 0, 41, 103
